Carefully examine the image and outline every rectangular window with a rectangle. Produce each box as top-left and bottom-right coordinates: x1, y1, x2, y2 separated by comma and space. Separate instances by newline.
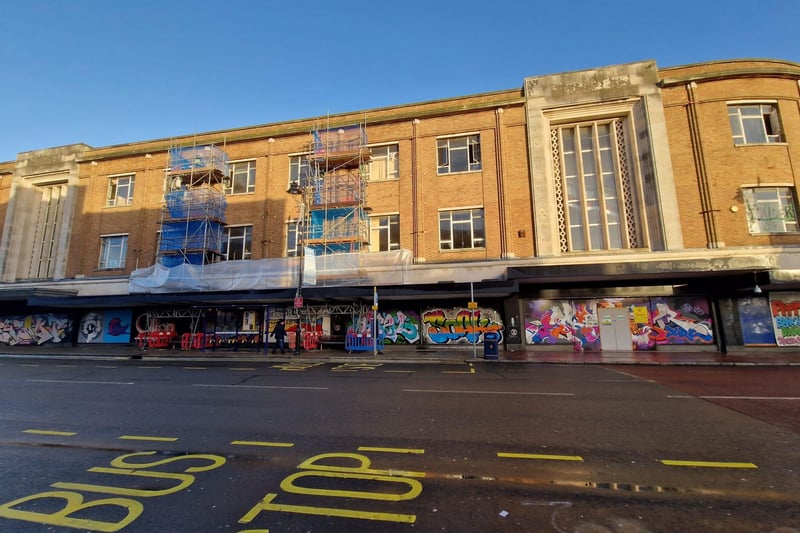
287, 222, 300, 257
223, 225, 253, 260
367, 144, 399, 181
555, 121, 628, 252
99, 234, 128, 269
439, 208, 485, 250
743, 187, 799, 234
289, 155, 316, 187
106, 174, 135, 207
370, 214, 400, 251
437, 134, 481, 174
728, 103, 784, 145
225, 160, 256, 195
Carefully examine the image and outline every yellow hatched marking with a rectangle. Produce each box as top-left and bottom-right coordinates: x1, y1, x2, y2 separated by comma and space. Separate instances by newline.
118, 435, 178, 442
661, 459, 757, 469
24, 429, 76, 436
358, 446, 424, 455
232, 440, 294, 448
498, 452, 584, 462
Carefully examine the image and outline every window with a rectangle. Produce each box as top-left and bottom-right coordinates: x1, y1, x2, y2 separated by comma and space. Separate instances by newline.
99, 234, 128, 269
367, 144, 399, 181
289, 155, 316, 187
106, 174, 135, 206
552, 120, 634, 252
223, 225, 252, 260
728, 104, 784, 145
439, 208, 484, 250
437, 134, 481, 174
743, 187, 799, 234
225, 160, 256, 194
287, 222, 300, 257
370, 214, 400, 251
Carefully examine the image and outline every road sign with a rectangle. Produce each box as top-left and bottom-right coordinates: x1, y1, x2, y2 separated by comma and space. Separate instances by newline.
294, 296, 304, 308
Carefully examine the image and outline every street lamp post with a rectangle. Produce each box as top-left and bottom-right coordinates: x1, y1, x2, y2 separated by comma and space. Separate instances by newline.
287, 181, 305, 355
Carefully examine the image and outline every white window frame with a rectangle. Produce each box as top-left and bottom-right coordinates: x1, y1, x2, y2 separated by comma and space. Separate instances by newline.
742, 186, 799, 234
728, 102, 784, 145
439, 207, 485, 250
106, 174, 135, 207
289, 154, 316, 187
222, 225, 253, 260
99, 234, 128, 269
437, 134, 482, 174
225, 160, 256, 195
367, 144, 399, 181
370, 213, 400, 252
287, 221, 300, 257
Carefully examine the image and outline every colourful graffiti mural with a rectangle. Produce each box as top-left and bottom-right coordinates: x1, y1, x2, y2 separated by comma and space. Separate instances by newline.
78, 310, 132, 344
0, 314, 71, 345
377, 310, 421, 345
524, 297, 714, 350
421, 307, 503, 345
524, 299, 600, 350
770, 293, 800, 346
649, 297, 713, 345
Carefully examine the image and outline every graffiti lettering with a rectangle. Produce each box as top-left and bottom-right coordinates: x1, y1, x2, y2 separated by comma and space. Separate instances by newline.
422, 308, 502, 345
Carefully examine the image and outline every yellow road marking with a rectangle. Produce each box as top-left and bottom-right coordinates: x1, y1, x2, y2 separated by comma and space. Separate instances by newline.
184, 367, 207, 370
137, 366, 161, 369
24, 429, 76, 436
384, 369, 414, 373
232, 440, 294, 448
240, 493, 416, 524
231, 367, 258, 371
661, 459, 757, 469
498, 452, 584, 462
358, 446, 424, 454
118, 435, 178, 442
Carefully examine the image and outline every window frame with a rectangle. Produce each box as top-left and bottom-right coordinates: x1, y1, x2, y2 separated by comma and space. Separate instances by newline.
436, 134, 482, 175
289, 154, 316, 187
106, 174, 135, 207
222, 225, 253, 260
438, 207, 485, 250
224, 160, 257, 195
742, 186, 799, 234
370, 213, 400, 252
286, 221, 301, 257
98, 234, 128, 270
728, 102, 784, 145
366, 144, 399, 182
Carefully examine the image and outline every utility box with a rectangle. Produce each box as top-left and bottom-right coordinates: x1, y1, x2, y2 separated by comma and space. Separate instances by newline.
483, 331, 500, 359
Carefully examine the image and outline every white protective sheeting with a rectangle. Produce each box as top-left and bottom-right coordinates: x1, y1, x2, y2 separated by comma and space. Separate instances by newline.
128, 250, 413, 293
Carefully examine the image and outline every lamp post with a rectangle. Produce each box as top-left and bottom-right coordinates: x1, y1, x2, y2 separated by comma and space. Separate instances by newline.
287, 181, 305, 355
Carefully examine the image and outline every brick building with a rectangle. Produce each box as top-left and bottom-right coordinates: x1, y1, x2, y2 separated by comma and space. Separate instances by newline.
0, 58, 798, 354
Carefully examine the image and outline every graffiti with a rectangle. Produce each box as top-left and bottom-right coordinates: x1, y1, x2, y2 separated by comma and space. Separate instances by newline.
524, 300, 600, 350
377, 310, 421, 345
770, 294, 800, 346
0, 314, 71, 345
524, 297, 714, 349
650, 299, 713, 345
421, 307, 502, 345
78, 310, 132, 344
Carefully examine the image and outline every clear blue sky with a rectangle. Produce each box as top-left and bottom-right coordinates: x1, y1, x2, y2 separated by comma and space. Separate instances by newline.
2, 0, 798, 162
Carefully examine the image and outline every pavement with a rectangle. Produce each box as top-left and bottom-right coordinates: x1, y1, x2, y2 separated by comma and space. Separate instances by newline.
1, 343, 800, 366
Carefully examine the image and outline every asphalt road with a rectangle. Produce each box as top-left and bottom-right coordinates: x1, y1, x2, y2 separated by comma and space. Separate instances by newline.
0, 357, 798, 532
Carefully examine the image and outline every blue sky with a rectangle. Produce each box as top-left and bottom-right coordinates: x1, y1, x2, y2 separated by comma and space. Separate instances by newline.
2, 0, 798, 162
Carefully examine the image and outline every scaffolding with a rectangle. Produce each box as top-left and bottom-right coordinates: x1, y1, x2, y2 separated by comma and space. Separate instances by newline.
302, 123, 371, 257
158, 143, 229, 267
